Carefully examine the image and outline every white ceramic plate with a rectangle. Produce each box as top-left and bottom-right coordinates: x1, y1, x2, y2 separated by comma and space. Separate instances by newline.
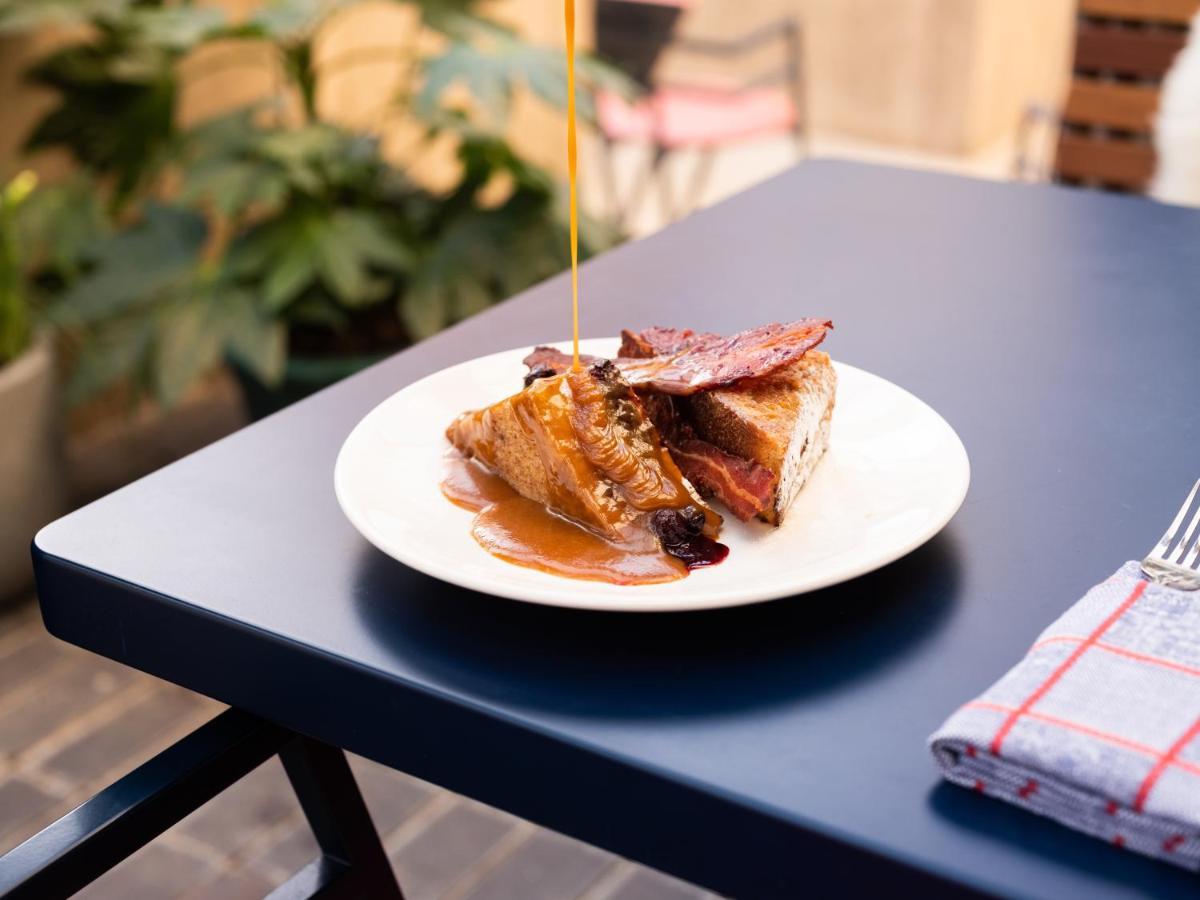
334, 339, 970, 612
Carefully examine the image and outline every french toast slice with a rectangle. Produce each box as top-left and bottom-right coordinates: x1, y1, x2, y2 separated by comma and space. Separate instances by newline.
686, 350, 836, 524
521, 325, 837, 526
446, 360, 722, 554
608, 329, 836, 526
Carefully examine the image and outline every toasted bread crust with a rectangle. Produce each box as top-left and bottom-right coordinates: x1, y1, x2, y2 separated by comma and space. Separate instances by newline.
448, 376, 611, 531
686, 351, 836, 524
457, 386, 553, 506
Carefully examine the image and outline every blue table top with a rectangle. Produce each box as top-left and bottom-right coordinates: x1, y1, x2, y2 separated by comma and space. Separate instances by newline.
34, 161, 1200, 898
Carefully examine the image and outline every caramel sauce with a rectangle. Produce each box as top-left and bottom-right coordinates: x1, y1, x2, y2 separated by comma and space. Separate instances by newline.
432, 9, 731, 587
447, 370, 721, 543
442, 453, 687, 585
564, 0, 581, 371
442, 369, 729, 585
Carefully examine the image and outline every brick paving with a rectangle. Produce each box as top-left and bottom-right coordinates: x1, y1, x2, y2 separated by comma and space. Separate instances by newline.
0, 599, 717, 900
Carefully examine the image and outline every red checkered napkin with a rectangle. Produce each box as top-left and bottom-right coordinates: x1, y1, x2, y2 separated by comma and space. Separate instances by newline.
930, 562, 1200, 870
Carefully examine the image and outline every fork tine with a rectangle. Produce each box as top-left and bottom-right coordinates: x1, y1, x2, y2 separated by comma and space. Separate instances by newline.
1153, 479, 1200, 560
1185, 507, 1200, 570
1176, 500, 1200, 565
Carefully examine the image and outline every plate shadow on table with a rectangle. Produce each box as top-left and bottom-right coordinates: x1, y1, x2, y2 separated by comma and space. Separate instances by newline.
351, 530, 964, 720
926, 782, 1197, 895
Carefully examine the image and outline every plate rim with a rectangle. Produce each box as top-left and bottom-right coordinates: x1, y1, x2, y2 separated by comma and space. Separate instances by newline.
334, 340, 970, 612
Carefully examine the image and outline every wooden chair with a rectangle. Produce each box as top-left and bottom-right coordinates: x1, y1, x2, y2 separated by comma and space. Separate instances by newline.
594, 0, 806, 226
1017, 0, 1199, 191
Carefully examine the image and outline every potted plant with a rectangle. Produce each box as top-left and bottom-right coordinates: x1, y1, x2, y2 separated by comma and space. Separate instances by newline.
7, 0, 628, 418
0, 171, 66, 604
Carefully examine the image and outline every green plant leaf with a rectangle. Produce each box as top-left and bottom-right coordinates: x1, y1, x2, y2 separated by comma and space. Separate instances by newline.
0, 175, 31, 363
418, 42, 513, 127
262, 238, 319, 311
332, 209, 413, 271
400, 277, 449, 341
287, 292, 347, 329
314, 218, 370, 303
153, 294, 223, 406
15, 175, 110, 278
449, 276, 491, 320
180, 157, 289, 218
63, 313, 154, 407
244, 0, 356, 42
131, 6, 227, 51
226, 197, 407, 314
48, 203, 205, 327
420, 6, 515, 43
0, 0, 133, 33
255, 124, 355, 194
219, 291, 286, 386
414, 22, 634, 129
24, 40, 179, 207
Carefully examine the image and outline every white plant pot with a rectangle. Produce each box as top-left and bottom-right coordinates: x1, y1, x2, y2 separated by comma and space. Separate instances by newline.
0, 333, 66, 605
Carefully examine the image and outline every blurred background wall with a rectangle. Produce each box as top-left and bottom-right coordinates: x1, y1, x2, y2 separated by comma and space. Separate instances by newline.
1, 0, 1076, 182
654, 0, 1074, 155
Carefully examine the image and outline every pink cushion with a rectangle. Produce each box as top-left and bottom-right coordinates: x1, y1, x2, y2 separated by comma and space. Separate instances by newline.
597, 85, 796, 149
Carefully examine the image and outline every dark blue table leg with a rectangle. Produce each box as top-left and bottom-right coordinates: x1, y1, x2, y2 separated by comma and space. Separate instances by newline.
271, 735, 403, 900
0, 708, 403, 900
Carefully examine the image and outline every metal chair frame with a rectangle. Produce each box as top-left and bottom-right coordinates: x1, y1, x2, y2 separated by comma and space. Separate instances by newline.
595, 7, 808, 228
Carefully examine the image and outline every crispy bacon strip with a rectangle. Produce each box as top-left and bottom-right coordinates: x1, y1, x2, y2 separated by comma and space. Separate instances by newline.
618, 326, 714, 358
524, 319, 832, 395
523, 346, 598, 377
623, 319, 832, 395
669, 438, 777, 522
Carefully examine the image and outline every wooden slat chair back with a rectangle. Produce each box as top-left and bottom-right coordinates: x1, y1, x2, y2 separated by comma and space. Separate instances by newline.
1052, 0, 1199, 191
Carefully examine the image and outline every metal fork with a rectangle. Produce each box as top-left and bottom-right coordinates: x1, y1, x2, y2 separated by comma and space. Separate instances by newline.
1142, 479, 1200, 590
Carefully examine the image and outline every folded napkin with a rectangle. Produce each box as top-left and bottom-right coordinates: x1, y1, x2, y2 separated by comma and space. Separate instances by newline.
930, 562, 1200, 870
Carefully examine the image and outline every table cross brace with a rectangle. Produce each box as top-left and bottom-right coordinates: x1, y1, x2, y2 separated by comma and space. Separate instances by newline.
0, 707, 403, 900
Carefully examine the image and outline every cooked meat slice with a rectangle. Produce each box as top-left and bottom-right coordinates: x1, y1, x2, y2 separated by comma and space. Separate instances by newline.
668, 437, 778, 522
522, 346, 601, 379
523, 319, 832, 396
618, 319, 832, 395
618, 326, 715, 358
